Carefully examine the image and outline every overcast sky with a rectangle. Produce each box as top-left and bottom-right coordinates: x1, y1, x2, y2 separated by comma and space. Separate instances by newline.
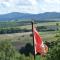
0, 0, 60, 14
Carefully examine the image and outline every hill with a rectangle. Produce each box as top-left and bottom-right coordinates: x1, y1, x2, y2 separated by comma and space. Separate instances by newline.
0, 12, 60, 21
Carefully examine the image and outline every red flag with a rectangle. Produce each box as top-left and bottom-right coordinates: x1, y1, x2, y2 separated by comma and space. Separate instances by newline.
33, 27, 45, 55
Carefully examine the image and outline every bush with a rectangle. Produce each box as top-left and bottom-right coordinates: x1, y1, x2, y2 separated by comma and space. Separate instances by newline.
0, 41, 20, 60
46, 41, 60, 60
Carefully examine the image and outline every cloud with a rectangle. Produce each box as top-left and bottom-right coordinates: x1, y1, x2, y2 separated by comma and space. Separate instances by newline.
0, 0, 8, 2
44, 0, 60, 4
0, 0, 39, 14
42, 0, 60, 12
29, 0, 37, 5
0, 0, 60, 14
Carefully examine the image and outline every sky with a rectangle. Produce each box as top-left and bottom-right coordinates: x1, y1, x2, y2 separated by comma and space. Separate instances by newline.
0, 0, 60, 14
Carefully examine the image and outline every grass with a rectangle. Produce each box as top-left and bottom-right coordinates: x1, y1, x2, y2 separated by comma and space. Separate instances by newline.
0, 31, 57, 44
0, 21, 60, 60
39, 31, 57, 41
0, 21, 59, 39
0, 21, 60, 49
0, 21, 60, 29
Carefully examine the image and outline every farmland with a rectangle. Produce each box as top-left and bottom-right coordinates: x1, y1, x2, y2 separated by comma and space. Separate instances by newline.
0, 21, 60, 47
0, 21, 60, 42
0, 21, 60, 60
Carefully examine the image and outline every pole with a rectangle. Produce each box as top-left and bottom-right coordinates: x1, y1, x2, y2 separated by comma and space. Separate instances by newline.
31, 21, 35, 59
31, 21, 42, 60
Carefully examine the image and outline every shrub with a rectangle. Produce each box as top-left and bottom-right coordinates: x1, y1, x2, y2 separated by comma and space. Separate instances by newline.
0, 41, 20, 60
46, 41, 60, 60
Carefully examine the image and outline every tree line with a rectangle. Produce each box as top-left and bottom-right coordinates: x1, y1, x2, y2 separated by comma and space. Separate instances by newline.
0, 28, 31, 34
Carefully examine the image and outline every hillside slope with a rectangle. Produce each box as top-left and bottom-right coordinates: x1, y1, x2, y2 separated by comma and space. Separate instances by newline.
0, 12, 60, 21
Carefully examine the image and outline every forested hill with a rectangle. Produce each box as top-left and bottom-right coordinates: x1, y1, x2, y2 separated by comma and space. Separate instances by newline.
0, 12, 60, 21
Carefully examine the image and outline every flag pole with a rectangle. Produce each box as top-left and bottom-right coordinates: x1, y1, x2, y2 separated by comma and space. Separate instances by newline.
31, 21, 35, 59
31, 21, 42, 60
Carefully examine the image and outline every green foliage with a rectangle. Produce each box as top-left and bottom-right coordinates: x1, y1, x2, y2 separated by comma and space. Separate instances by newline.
0, 21, 60, 60
0, 41, 34, 60
0, 41, 20, 60
46, 41, 60, 60
45, 30, 60, 60
0, 27, 31, 34
56, 23, 59, 31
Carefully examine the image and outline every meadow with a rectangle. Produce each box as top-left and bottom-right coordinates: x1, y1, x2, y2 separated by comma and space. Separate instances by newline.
0, 21, 60, 60
0, 21, 60, 41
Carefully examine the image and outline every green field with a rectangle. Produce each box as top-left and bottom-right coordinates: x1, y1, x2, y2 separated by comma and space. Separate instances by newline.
0, 21, 60, 60
0, 22, 60, 50
0, 21, 60, 44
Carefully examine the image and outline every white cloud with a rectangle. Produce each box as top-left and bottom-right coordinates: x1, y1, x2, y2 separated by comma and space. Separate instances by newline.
29, 0, 37, 5
0, 0, 60, 14
0, 0, 10, 3
44, 0, 60, 4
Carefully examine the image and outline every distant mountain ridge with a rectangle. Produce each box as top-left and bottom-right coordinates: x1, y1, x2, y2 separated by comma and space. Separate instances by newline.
0, 12, 60, 21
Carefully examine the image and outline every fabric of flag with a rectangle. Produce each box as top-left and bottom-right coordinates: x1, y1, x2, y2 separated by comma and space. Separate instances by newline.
33, 27, 45, 55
